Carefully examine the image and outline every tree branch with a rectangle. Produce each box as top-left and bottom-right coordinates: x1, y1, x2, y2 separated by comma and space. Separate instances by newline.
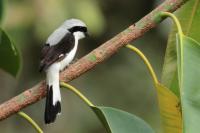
0, 0, 189, 120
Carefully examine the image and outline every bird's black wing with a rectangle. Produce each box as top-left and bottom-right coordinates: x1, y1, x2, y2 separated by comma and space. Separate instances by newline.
39, 33, 75, 72
40, 43, 51, 60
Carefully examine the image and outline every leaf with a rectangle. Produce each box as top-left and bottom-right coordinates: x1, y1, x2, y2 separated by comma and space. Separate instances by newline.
176, 35, 200, 133
0, 29, 21, 77
92, 106, 155, 133
155, 83, 182, 133
161, 0, 200, 97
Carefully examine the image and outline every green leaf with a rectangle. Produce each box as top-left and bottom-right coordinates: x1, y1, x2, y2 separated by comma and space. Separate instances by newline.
155, 83, 182, 133
177, 35, 200, 133
0, 29, 21, 77
92, 106, 155, 133
161, 0, 200, 97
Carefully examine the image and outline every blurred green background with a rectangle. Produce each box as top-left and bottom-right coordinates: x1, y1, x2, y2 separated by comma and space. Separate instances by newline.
0, 0, 170, 132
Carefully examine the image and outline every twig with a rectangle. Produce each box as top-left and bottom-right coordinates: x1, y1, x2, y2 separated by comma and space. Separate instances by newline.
17, 111, 43, 133
0, 0, 189, 120
60, 82, 94, 107
126, 44, 158, 84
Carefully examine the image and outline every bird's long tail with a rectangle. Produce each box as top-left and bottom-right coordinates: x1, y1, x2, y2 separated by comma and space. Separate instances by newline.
45, 65, 61, 124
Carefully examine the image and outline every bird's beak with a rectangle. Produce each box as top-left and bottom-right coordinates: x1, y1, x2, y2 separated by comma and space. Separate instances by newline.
84, 32, 89, 37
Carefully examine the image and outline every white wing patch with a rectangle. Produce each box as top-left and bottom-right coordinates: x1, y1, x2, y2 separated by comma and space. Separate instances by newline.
59, 54, 64, 58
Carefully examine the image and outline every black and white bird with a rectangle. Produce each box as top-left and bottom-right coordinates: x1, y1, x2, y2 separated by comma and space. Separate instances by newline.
39, 19, 88, 124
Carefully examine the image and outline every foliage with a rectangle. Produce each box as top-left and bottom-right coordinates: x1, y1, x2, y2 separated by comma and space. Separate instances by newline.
126, 44, 182, 133
0, 1, 41, 133
92, 106, 154, 133
160, 10, 200, 133
161, 0, 200, 97
0, 29, 21, 77
0, 0, 21, 77
177, 35, 200, 133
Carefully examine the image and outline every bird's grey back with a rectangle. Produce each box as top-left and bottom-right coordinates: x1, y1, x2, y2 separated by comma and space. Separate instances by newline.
46, 28, 69, 46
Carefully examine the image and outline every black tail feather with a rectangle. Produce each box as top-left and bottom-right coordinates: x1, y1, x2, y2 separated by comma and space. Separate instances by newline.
45, 85, 61, 124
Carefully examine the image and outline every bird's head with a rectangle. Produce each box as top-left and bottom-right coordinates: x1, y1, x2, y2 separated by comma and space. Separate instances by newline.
61, 19, 88, 40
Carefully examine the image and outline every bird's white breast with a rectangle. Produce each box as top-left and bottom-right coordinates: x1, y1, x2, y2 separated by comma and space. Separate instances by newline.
59, 39, 78, 71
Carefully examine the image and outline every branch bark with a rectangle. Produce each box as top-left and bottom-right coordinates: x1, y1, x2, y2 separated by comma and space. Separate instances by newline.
0, 0, 189, 120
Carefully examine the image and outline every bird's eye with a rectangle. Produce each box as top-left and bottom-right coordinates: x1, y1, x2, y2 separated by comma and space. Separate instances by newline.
82, 27, 87, 33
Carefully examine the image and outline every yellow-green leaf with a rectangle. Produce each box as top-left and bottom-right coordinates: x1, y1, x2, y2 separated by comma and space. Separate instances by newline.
155, 83, 182, 133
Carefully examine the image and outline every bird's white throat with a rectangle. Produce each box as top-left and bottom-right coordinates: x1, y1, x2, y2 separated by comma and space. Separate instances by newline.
73, 31, 86, 40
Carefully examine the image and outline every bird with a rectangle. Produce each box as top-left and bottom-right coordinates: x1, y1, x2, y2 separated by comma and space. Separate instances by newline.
39, 19, 88, 124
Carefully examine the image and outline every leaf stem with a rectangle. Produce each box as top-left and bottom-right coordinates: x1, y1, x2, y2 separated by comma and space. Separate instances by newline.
160, 11, 184, 90
17, 111, 43, 133
60, 82, 95, 107
160, 12, 184, 42
126, 44, 159, 85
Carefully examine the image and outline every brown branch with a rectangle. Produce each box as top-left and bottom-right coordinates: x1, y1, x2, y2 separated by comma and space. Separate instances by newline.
0, 0, 189, 120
